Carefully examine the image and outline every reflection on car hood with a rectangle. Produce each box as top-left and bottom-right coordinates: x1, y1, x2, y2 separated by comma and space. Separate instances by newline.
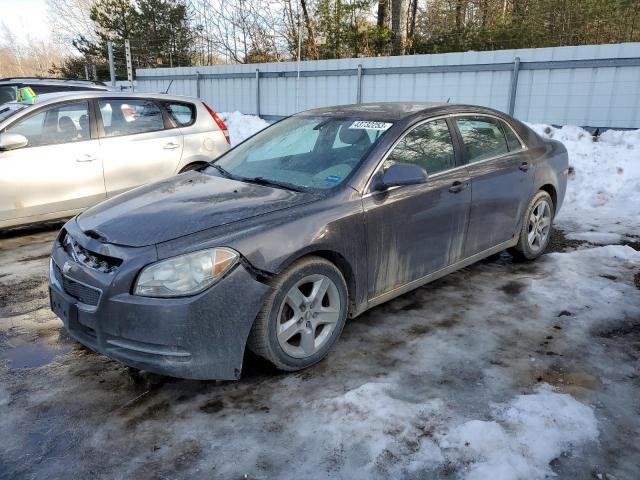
77, 171, 319, 247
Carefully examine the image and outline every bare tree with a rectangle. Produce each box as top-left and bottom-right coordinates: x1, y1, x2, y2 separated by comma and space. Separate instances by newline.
188, 0, 290, 64
46, 0, 98, 51
0, 23, 65, 76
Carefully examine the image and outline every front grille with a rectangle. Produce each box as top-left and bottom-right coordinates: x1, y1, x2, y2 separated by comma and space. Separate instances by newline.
61, 231, 122, 274
54, 263, 102, 307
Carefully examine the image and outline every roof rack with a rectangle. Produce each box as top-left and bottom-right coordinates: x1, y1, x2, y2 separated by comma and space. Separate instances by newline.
0, 77, 107, 86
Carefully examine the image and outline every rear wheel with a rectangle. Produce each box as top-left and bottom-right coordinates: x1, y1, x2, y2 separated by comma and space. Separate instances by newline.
509, 190, 554, 260
247, 256, 348, 371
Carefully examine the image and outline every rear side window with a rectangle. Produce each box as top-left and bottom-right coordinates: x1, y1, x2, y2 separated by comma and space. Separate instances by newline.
500, 120, 523, 152
6, 101, 90, 147
165, 102, 196, 127
98, 99, 164, 137
383, 119, 455, 175
455, 116, 509, 163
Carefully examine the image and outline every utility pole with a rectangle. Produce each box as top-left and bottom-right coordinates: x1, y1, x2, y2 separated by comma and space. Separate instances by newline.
92, 64, 97, 81
125, 39, 134, 92
107, 41, 116, 86
84, 64, 89, 80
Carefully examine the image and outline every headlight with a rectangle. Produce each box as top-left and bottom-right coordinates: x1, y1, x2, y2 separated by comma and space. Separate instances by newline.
134, 247, 239, 297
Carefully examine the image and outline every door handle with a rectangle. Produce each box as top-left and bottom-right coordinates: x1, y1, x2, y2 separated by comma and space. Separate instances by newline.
448, 181, 468, 193
76, 154, 98, 162
519, 162, 531, 172
164, 142, 180, 150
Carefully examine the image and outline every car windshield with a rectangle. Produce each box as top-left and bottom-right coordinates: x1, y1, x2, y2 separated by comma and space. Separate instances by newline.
0, 103, 27, 122
213, 116, 392, 191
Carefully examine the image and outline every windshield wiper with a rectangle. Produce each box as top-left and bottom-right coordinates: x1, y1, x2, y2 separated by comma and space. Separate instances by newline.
243, 176, 304, 192
210, 163, 234, 179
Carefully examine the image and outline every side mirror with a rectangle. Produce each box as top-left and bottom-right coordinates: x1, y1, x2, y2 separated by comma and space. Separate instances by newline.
370, 162, 428, 191
0, 133, 28, 151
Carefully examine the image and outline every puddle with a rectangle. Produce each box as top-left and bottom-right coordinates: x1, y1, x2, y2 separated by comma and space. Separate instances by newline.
1, 341, 71, 369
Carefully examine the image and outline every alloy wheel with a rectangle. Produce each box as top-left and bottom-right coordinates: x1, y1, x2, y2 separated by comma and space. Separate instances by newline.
276, 274, 341, 359
527, 199, 551, 252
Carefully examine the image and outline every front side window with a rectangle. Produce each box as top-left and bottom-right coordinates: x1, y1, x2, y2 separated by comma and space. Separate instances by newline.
214, 116, 391, 190
6, 101, 90, 147
98, 99, 164, 137
383, 119, 455, 175
456, 116, 509, 163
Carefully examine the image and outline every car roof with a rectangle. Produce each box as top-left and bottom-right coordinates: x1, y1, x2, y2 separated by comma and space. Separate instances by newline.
296, 102, 447, 121
0, 77, 110, 88
5, 91, 201, 107
295, 101, 512, 122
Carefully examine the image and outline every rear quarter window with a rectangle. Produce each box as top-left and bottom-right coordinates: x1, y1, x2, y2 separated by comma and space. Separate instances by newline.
165, 102, 196, 127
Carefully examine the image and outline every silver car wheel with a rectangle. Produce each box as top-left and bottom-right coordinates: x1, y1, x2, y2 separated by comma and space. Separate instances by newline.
276, 274, 341, 359
527, 199, 551, 252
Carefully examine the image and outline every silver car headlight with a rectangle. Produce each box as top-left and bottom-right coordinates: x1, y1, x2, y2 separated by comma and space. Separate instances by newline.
134, 247, 239, 297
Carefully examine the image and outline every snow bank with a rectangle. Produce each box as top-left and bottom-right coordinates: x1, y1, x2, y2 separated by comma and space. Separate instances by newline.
304, 382, 598, 479
219, 111, 269, 146
446, 385, 598, 480
529, 124, 640, 238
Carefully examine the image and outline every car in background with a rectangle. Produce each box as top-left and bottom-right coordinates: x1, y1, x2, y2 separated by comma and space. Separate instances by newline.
0, 77, 116, 105
0, 91, 230, 228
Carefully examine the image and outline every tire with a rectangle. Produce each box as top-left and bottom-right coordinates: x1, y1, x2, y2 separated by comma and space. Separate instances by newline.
247, 256, 348, 371
509, 190, 554, 261
179, 163, 205, 174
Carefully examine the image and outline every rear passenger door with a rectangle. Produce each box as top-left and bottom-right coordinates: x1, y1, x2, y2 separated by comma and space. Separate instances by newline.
453, 115, 534, 257
96, 98, 184, 196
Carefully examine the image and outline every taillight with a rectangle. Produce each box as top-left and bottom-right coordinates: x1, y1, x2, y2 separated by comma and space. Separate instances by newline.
203, 102, 230, 144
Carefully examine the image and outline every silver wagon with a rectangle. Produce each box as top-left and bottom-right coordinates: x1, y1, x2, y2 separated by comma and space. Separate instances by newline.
0, 91, 230, 228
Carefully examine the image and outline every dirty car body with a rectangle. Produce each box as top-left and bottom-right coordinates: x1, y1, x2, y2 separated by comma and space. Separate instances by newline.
49, 102, 568, 380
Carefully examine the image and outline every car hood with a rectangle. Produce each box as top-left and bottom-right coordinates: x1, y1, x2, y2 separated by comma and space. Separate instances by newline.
77, 171, 319, 247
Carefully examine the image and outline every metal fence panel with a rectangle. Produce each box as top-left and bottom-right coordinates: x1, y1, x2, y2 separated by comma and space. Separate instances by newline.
135, 42, 640, 128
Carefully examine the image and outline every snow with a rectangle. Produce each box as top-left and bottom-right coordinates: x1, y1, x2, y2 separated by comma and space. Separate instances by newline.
528, 124, 640, 239
219, 111, 269, 146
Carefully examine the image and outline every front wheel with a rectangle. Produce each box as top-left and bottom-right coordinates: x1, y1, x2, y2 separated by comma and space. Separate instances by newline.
509, 190, 554, 261
247, 256, 348, 371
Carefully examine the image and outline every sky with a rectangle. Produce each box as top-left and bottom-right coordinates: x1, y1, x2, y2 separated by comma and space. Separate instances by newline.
1, 0, 50, 41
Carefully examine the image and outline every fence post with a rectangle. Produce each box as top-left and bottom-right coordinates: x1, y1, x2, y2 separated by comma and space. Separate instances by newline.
255, 68, 261, 117
356, 64, 363, 104
508, 57, 520, 116
195, 71, 201, 98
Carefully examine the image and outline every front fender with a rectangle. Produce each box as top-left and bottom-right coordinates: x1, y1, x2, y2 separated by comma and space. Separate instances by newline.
155, 187, 369, 314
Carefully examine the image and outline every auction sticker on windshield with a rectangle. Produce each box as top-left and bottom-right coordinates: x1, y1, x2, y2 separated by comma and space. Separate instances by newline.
349, 121, 393, 131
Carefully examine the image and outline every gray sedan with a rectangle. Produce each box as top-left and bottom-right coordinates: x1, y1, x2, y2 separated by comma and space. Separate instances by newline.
49, 102, 568, 380
0, 92, 230, 228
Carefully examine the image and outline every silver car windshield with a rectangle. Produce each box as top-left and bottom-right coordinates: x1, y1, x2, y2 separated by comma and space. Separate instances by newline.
214, 116, 392, 191
0, 103, 28, 123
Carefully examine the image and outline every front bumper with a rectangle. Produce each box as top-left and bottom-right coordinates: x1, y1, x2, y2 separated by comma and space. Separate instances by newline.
49, 220, 271, 380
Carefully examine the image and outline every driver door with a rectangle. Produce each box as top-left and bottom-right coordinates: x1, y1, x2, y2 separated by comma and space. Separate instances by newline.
362, 118, 471, 299
0, 100, 105, 223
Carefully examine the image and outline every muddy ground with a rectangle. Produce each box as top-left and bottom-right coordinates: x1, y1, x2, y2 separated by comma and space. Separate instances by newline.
0, 224, 638, 480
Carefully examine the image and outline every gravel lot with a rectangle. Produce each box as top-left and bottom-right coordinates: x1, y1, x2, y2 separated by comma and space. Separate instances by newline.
0, 222, 638, 480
